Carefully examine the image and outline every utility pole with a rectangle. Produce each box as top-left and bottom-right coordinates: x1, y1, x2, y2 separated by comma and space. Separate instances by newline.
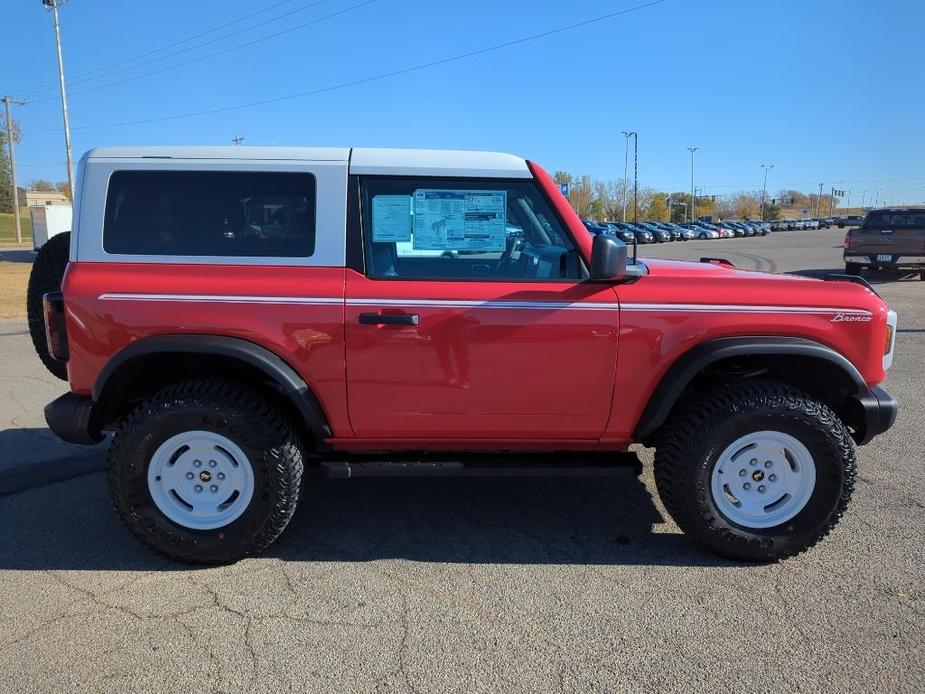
621, 131, 632, 222
3, 96, 27, 244
860, 190, 866, 211
43, 0, 75, 201
687, 146, 698, 222
760, 163, 774, 221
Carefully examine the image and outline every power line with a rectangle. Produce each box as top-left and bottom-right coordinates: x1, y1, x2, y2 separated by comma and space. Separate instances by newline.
27, 0, 373, 104
8, 0, 301, 95
19, 0, 337, 100
42, 0, 669, 131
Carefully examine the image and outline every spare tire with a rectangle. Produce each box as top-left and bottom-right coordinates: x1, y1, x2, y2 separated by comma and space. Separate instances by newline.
26, 232, 71, 381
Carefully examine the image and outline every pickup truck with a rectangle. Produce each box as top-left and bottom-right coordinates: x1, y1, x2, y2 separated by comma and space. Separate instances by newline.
31, 146, 898, 564
844, 206, 925, 279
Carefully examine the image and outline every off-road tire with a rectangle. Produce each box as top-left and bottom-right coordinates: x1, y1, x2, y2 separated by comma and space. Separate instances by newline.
107, 378, 305, 564
844, 262, 862, 276
919, 269, 925, 281
653, 379, 856, 562
26, 232, 70, 380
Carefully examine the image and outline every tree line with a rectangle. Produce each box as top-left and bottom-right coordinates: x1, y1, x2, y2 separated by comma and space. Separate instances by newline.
551, 171, 836, 222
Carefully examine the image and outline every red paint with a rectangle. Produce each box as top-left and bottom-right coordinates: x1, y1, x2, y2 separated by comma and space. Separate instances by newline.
62, 262, 352, 437
58, 161, 893, 451
528, 161, 593, 263
343, 269, 620, 439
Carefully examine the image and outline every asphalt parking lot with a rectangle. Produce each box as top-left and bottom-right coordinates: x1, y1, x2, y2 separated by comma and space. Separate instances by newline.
0, 229, 922, 693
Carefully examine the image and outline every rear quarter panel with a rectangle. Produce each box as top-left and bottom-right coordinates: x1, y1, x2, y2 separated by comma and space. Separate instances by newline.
62, 262, 352, 436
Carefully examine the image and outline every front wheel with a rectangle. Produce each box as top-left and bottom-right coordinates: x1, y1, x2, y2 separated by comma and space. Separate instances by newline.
107, 379, 305, 564
653, 379, 856, 562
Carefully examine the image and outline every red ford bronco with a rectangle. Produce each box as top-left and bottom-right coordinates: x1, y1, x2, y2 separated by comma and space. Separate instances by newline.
33, 146, 898, 564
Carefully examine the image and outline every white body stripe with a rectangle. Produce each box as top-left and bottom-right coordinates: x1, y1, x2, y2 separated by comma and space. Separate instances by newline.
97, 293, 872, 317
620, 303, 871, 316
98, 293, 342, 306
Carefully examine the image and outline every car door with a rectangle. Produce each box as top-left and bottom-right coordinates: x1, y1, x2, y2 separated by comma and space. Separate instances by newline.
344, 175, 621, 441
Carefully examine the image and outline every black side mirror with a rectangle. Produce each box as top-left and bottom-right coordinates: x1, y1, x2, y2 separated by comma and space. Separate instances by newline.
589, 234, 628, 280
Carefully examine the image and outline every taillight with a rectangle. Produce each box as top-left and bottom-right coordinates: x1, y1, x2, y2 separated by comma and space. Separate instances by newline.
43, 291, 69, 362
844, 234, 851, 249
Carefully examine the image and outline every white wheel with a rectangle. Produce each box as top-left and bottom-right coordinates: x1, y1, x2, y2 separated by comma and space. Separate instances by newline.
710, 430, 816, 529
147, 430, 255, 530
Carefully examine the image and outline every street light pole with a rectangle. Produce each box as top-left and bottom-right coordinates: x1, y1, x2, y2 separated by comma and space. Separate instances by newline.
44, 0, 75, 202
687, 146, 698, 222
3, 96, 27, 244
760, 163, 774, 221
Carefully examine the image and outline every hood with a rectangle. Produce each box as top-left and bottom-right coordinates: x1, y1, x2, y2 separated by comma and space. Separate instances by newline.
637, 257, 887, 315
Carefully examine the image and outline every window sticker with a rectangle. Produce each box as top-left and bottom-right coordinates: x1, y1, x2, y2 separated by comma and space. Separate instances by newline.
412, 189, 507, 251
372, 195, 412, 242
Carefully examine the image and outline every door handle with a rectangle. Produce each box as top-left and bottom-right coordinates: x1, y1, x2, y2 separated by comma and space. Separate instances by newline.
358, 312, 419, 326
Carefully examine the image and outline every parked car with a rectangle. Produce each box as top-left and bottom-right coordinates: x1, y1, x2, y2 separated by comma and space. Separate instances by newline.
804, 219, 820, 230
599, 222, 636, 244
614, 222, 654, 244
682, 222, 719, 239
650, 222, 684, 241
637, 222, 672, 242
844, 206, 925, 279
582, 220, 609, 235
694, 221, 729, 238
838, 215, 865, 228
664, 222, 696, 240
33, 144, 898, 564
715, 222, 743, 237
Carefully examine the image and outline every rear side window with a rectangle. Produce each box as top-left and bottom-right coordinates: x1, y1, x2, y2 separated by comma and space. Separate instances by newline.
103, 170, 316, 257
863, 210, 925, 229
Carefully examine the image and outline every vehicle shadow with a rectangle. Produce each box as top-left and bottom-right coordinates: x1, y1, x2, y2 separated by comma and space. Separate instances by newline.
0, 249, 35, 263
0, 468, 740, 571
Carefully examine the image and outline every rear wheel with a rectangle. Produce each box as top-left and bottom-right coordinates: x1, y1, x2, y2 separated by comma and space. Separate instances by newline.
107, 378, 305, 564
26, 232, 70, 380
653, 379, 855, 562
920, 270, 925, 281
845, 262, 862, 275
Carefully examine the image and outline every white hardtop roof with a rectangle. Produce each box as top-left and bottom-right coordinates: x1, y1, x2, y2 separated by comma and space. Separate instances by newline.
83, 146, 532, 178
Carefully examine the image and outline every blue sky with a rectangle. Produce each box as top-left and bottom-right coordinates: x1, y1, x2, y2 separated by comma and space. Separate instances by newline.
4, 0, 924, 204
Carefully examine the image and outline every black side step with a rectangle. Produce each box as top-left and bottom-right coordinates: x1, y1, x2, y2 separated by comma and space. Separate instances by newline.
317, 452, 641, 479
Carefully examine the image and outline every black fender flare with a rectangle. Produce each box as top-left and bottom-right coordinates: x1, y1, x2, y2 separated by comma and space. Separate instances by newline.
633, 336, 868, 441
93, 334, 332, 439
